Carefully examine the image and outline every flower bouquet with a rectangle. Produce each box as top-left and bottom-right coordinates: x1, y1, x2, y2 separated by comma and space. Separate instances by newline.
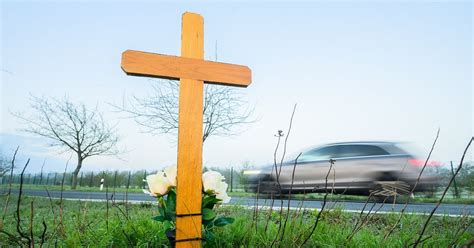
143, 165, 234, 245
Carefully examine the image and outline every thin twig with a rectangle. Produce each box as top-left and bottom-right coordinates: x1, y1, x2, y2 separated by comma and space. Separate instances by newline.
279, 153, 302, 242
104, 172, 109, 231
39, 218, 47, 248
0, 230, 23, 246
278, 104, 297, 179
345, 194, 388, 243
29, 200, 35, 248
39, 159, 46, 185
112, 170, 117, 204
2, 146, 19, 223
43, 186, 57, 226
57, 157, 70, 236
122, 229, 134, 247
384, 128, 440, 239
253, 176, 260, 233
300, 159, 335, 246
415, 235, 432, 246
16, 158, 31, 245
125, 171, 131, 218
346, 194, 374, 242
412, 137, 474, 248
264, 131, 283, 233
271, 104, 297, 248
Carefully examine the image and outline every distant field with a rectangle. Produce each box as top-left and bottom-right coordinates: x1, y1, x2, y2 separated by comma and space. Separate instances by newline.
0, 195, 472, 247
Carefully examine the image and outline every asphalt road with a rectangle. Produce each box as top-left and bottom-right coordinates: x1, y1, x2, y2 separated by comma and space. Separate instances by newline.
2, 189, 472, 216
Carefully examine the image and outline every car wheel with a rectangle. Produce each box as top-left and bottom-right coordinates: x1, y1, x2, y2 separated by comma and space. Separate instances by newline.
256, 180, 279, 194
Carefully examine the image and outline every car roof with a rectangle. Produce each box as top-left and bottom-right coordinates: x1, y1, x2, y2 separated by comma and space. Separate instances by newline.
325, 141, 398, 146
283, 141, 411, 165
292, 141, 409, 156
300, 141, 405, 153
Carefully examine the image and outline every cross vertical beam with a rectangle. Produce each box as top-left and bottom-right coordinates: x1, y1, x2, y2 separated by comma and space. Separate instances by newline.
121, 11, 252, 247
175, 12, 204, 248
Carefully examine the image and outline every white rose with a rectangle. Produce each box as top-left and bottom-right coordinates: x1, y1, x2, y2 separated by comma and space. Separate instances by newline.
146, 171, 172, 197
202, 171, 224, 193
202, 171, 231, 203
216, 191, 231, 204
163, 164, 177, 187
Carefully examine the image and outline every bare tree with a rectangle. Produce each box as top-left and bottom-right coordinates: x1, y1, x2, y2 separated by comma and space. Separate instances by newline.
14, 96, 119, 189
115, 79, 254, 142
0, 154, 12, 177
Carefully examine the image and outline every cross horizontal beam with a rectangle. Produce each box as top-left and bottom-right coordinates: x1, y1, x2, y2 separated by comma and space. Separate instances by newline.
121, 50, 252, 87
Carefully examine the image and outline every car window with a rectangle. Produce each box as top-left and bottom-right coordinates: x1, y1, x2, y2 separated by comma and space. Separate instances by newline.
380, 144, 409, 155
298, 146, 339, 162
336, 145, 389, 158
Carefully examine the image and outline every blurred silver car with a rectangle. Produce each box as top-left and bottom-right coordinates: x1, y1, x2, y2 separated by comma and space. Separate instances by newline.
244, 141, 438, 196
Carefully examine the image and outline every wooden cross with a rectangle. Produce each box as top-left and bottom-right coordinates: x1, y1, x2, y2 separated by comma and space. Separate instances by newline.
121, 12, 251, 247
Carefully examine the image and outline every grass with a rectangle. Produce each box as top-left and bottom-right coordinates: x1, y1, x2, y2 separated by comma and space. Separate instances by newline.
5, 183, 474, 204
0, 195, 472, 247
3, 183, 144, 193
230, 191, 474, 205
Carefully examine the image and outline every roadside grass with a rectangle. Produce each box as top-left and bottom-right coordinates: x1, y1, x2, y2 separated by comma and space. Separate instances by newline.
0, 195, 472, 247
5, 183, 474, 204
225, 191, 474, 205
3, 183, 144, 193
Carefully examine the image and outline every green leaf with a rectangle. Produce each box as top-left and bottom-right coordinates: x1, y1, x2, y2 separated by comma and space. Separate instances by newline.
165, 189, 176, 221
204, 229, 215, 242
202, 208, 216, 221
166, 189, 176, 212
202, 195, 220, 209
163, 220, 173, 232
158, 206, 166, 219
152, 215, 165, 222
203, 220, 214, 228
214, 217, 234, 227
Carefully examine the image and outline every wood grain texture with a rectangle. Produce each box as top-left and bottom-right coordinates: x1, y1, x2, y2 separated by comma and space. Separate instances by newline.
122, 11, 252, 247
175, 12, 204, 248
121, 50, 251, 87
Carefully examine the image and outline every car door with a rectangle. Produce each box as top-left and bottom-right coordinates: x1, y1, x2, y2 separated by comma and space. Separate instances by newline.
283, 145, 339, 191
333, 144, 391, 189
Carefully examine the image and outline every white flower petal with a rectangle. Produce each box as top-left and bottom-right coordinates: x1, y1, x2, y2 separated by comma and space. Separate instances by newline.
142, 189, 156, 197
146, 172, 171, 196
202, 171, 229, 197
217, 192, 231, 204
164, 164, 177, 187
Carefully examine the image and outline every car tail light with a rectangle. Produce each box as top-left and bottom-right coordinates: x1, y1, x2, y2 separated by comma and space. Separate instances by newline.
408, 159, 441, 167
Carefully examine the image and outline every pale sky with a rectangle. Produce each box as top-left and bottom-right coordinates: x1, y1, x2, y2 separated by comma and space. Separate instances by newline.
1, 1, 472, 173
